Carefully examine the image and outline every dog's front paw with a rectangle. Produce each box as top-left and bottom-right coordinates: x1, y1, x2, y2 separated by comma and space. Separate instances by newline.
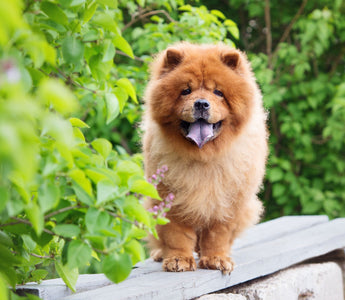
163, 256, 196, 272
198, 255, 234, 275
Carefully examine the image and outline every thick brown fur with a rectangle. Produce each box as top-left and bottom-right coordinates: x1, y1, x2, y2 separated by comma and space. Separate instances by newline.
142, 42, 268, 274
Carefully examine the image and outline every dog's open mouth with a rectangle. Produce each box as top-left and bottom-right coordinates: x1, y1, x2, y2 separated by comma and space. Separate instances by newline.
180, 119, 222, 148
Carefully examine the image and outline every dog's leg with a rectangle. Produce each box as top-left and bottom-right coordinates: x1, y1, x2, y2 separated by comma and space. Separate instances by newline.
157, 220, 197, 272
198, 222, 235, 274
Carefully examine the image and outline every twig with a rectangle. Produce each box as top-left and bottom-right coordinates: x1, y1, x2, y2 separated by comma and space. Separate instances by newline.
264, 0, 273, 69
112, 127, 133, 155
116, 50, 145, 63
44, 205, 85, 220
273, 0, 308, 55
29, 253, 54, 259
9, 217, 58, 237
270, 108, 282, 156
122, 9, 175, 32
56, 68, 97, 94
329, 45, 345, 77
107, 211, 138, 226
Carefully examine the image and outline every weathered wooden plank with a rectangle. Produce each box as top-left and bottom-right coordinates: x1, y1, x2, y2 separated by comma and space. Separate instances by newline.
62, 218, 345, 300
233, 215, 329, 250
15, 215, 330, 299
16, 274, 112, 300
131, 215, 329, 278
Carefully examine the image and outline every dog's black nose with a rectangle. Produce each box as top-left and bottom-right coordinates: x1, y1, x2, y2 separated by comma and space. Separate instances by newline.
194, 99, 210, 111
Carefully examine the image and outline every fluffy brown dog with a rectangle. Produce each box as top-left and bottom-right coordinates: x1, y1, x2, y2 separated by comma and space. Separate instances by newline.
142, 42, 268, 274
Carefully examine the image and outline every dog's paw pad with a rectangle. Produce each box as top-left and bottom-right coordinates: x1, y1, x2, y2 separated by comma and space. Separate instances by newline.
198, 256, 234, 275
163, 256, 196, 272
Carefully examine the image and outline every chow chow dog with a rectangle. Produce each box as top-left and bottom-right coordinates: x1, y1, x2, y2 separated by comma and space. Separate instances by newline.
142, 42, 268, 274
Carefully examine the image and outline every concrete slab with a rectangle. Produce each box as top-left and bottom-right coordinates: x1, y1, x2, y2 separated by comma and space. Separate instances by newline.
224, 262, 344, 300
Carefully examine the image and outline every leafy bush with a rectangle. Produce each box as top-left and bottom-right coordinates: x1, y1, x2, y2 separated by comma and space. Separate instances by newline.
0, 0, 166, 297
4, 0, 343, 297
216, 0, 345, 218
0, 0, 240, 298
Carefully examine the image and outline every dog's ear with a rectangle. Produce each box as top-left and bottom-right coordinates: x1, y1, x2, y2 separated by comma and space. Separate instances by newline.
221, 51, 241, 70
163, 48, 183, 70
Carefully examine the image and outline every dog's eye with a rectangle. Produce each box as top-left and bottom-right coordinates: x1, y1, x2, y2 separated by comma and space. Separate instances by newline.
181, 88, 192, 95
214, 89, 223, 97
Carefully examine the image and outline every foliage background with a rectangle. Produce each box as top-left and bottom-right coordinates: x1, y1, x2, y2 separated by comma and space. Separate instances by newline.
0, 0, 344, 298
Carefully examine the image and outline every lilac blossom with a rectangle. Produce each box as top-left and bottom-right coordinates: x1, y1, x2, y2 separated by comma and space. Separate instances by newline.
147, 165, 174, 218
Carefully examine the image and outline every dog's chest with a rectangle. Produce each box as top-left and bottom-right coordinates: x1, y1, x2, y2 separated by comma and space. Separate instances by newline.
161, 156, 245, 221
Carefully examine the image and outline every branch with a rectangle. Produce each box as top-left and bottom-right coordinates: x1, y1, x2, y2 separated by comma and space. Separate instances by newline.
122, 9, 175, 32
273, 0, 308, 55
264, 0, 273, 69
116, 50, 144, 63
44, 205, 85, 220
329, 45, 345, 77
55, 68, 97, 94
112, 127, 133, 155
30, 253, 54, 259
107, 211, 138, 226
9, 217, 57, 237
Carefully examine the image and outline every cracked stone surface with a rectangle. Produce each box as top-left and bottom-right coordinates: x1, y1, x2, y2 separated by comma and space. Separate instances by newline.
199, 262, 344, 300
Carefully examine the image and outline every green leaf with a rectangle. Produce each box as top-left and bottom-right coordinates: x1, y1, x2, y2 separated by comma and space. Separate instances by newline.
102, 252, 132, 283
105, 93, 120, 124
69, 169, 93, 197
272, 183, 286, 198
41, 2, 68, 26
268, 167, 284, 182
85, 167, 120, 185
0, 275, 8, 300
65, 0, 86, 7
62, 36, 84, 64
113, 35, 134, 59
224, 19, 239, 39
38, 79, 79, 114
0, 231, 13, 247
0, 261, 18, 288
211, 9, 225, 19
31, 269, 48, 282
116, 78, 137, 104
26, 202, 44, 236
69, 118, 90, 128
0, 187, 8, 213
123, 197, 151, 226
0, 244, 22, 266
91, 138, 112, 160
73, 127, 86, 142
156, 216, 170, 225
129, 178, 160, 199
92, 13, 121, 34
96, 179, 119, 205
88, 55, 112, 81
97, 0, 118, 8
179, 4, 192, 11
124, 240, 145, 265
38, 181, 60, 213
113, 87, 128, 112
102, 39, 116, 62
53, 224, 80, 238
67, 240, 92, 269
55, 261, 78, 292
72, 181, 94, 205
22, 234, 36, 252
85, 207, 111, 234
83, 1, 98, 22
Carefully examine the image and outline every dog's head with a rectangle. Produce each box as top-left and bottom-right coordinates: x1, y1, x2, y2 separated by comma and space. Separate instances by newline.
145, 43, 255, 150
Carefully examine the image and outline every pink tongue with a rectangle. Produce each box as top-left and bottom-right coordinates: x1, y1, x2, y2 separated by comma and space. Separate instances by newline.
186, 119, 214, 148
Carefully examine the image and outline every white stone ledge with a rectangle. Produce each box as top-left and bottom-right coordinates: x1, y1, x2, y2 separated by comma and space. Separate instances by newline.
200, 262, 344, 300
